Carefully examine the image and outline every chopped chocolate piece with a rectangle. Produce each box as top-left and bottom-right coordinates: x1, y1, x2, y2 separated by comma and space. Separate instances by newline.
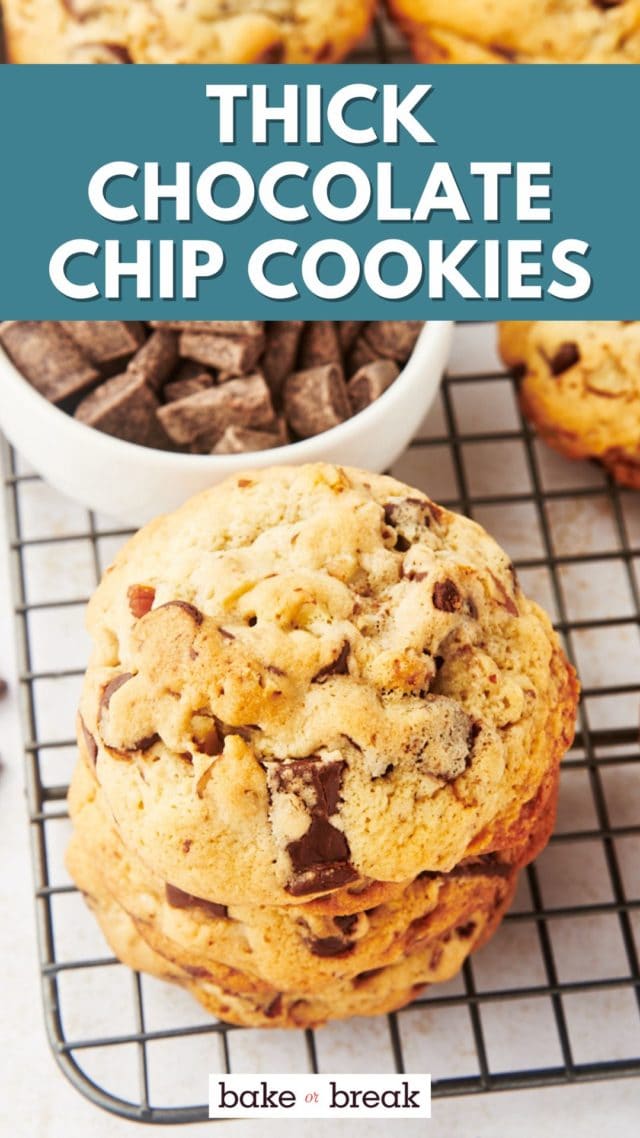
156, 600, 204, 625
307, 935, 354, 957
126, 329, 179, 391
191, 711, 223, 757
338, 321, 365, 351
127, 584, 156, 618
298, 321, 342, 369
346, 334, 378, 375
61, 321, 145, 369
284, 363, 351, 438
548, 341, 580, 376
433, 579, 462, 613
348, 359, 399, 414
151, 321, 264, 336
0, 321, 99, 403
212, 424, 284, 454
158, 374, 275, 449
593, 0, 623, 8
79, 714, 98, 767
74, 372, 171, 449
165, 883, 228, 918
312, 641, 350, 682
99, 673, 133, 715
363, 321, 423, 361
272, 759, 346, 816
164, 374, 214, 403
179, 328, 265, 374
261, 321, 304, 397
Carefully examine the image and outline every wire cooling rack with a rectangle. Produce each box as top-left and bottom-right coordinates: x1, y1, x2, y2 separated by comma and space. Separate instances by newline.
2, 323, 640, 1124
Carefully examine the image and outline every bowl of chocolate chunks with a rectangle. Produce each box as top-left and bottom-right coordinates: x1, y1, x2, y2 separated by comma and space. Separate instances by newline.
0, 319, 452, 526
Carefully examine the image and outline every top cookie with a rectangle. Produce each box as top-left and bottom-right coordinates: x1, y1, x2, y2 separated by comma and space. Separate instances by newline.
4, 0, 374, 63
388, 0, 640, 63
499, 321, 640, 488
79, 463, 577, 906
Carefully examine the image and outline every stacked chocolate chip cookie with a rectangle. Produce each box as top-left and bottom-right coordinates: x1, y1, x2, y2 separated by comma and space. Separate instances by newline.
66, 463, 578, 1027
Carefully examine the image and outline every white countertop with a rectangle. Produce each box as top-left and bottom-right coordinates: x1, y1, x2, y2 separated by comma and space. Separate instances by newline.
1, 324, 638, 1136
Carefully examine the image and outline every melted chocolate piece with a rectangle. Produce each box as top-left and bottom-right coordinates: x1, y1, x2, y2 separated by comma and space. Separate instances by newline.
288, 815, 351, 870
131, 733, 160, 752
79, 714, 98, 767
307, 935, 355, 958
286, 860, 358, 898
99, 672, 133, 714
548, 342, 580, 376
334, 914, 358, 935
165, 883, 228, 919
156, 600, 204, 625
353, 967, 384, 987
264, 993, 283, 1019
433, 579, 462, 613
455, 921, 477, 939
311, 641, 350, 683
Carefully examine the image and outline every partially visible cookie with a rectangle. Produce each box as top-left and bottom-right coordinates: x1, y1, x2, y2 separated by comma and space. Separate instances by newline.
387, 1, 640, 63
3, 0, 374, 64
499, 322, 640, 488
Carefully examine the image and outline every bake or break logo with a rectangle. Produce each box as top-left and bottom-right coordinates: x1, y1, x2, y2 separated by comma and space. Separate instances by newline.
48, 81, 590, 305
208, 1073, 431, 1119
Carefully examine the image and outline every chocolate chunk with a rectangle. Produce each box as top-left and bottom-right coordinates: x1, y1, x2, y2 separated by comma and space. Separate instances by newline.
489, 42, 516, 60
0, 321, 99, 403
353, 967, 384, 987
338, 321, 365, 351
212, 424, 285, 454
264, 993, 283, 1019
165, 883, 228, 919
456, 921, 477, 939
346, 334, 378, 375
61, 321, 145, 369
284, 363, 351, 438
179, 328, 265, 375
79, 714, 98, 767
548, 342, 580, 376
593, 0, 623, 8
261, 321, 304, 397
126, 329, 179, 391
286, 860, 358, 897
190, 711, 223, 757
298, 321, 342, 369
99, 673, 133, 715
157, 374, 275, 449
348, 359, 399, 414
287, 816, 350, 874
164, 374, 214, 403
312, 641, 350, 683
363, 321, 423, 362
334, 914, 358, 935
433, 579, 462, 613
272, 759, 346, 816
156, 600, 204, 625
131, 733, 161, 752
151, 321, 264, 336
74, 372, 171, 449
307, 935, 354, 958
127, 584, 155, 618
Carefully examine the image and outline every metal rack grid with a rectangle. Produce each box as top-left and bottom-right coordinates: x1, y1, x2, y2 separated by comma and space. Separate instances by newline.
3, 323, 640, 1124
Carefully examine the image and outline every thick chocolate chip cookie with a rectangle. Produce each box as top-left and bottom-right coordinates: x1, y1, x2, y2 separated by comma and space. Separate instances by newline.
75, 464, 576, 905
387, 1, 640, 63
499, 322, 640, 488
3, 0, 374, 63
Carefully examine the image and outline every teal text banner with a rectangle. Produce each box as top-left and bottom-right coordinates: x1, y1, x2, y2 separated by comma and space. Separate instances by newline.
0, 64, 637, 318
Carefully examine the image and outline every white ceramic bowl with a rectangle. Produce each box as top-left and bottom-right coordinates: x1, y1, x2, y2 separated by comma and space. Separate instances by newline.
0, 322, 453, 527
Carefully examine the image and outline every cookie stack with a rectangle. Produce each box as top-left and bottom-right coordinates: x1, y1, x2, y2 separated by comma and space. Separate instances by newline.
66, 464, 578, 1027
